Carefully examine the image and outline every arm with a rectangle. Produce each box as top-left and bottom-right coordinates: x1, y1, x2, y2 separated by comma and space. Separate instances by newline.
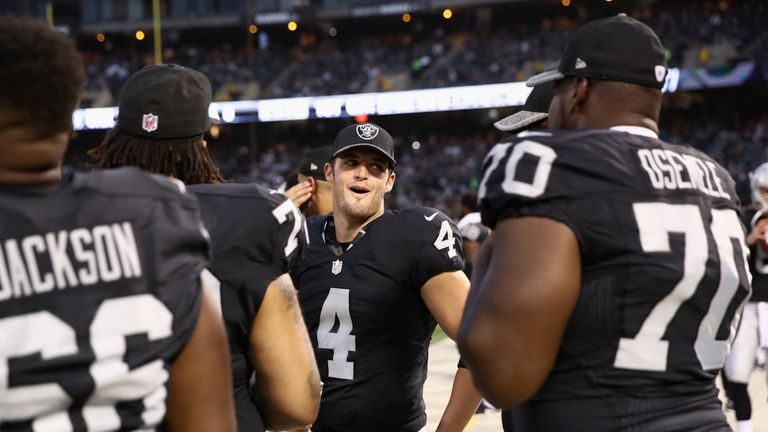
165, 279, 236, 432
420, 270, 482, 432
457, 216, 581, 407
248, 273, 321, 430
435, 367, 483, 432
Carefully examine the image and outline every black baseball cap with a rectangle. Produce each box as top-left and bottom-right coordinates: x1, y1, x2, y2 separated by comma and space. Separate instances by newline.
116, 64, 217, 139
330, 123, 395, 167
527, 15, 668, 90
299, 145, 332, 181
494, 81, 553, 132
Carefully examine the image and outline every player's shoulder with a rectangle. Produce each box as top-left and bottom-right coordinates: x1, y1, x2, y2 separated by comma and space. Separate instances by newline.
373, 208, 458, 253
73, 167, 195, 205
188, 182, 286, 208
386, 206, 455, 230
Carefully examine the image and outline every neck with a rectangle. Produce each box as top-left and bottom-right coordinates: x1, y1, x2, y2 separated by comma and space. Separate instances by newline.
0, 128, 68, 187
333, 207, 384, 243
578, 112, 659, 135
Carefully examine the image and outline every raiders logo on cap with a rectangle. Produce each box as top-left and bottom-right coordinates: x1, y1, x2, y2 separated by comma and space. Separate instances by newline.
356, 124, 379, 140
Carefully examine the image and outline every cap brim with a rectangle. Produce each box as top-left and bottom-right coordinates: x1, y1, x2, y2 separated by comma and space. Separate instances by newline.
494, 111, 548, 132
332, 143, 396, 166
526, 69, 565, 87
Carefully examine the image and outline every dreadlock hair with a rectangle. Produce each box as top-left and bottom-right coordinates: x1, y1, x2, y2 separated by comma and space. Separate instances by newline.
87, 128, 229, 185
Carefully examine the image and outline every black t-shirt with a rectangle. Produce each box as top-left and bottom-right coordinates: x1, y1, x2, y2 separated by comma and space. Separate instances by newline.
478, 128, 749, 431
291, 208, 464, 432
0, 167, 208, 431
188, 182, 307, 432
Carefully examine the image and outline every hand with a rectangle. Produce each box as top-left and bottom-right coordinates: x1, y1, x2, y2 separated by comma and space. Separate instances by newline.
284, 181, 314, 209
747, 218, 768, 246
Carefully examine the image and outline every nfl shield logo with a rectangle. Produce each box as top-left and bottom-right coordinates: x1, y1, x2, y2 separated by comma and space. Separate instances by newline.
142, 113, 159, 133
356, 124, 379, 140
654, 65, 667, 83
331, 260, 343, 275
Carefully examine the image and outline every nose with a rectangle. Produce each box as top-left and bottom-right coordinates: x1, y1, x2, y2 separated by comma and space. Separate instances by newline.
353, 164, 369, 180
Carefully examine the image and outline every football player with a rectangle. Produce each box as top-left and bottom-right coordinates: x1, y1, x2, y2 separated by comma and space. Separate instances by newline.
459, 15, 751, 431
290, 122, 478, 432
722, 163, 768, 432
88, 64, 320, 431
0, 17, 235, 431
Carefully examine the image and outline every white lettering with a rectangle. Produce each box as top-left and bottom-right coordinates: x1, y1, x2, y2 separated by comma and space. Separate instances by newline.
71, 229, 97, 286
46, 231, 78, 289
93, 226, 121, 283
22, 235, 54, 294
0, 223, 145, 302
651, 149, 676, 189
638, 150, 664, 189
706, 161, 730, 199
665, 151, 691, 190
112, 223, 142, 279
5, 240, 32, 298
0, 247, 11, 301
638, 149, 732, 199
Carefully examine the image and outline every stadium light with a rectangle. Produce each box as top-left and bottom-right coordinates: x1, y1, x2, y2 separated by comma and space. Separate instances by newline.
249, 24, 258, 34
402, 13, 411, 23
72, 68, 684, 129
442, 9, 453, 19
135, 30, 145, 41
288, 21, 298, 31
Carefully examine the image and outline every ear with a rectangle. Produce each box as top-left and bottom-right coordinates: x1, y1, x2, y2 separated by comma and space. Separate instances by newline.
324, 162, 334, 183
307, 176, 317, 194
570, 77, 591, 116
384, 170, 396, 193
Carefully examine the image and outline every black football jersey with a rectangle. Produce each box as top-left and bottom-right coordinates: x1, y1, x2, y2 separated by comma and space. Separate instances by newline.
479, 129, 750, 431
290, 208, 464, 432
746, 209, 768, 302
188, 183, 307, 432
0, 167, 208, 431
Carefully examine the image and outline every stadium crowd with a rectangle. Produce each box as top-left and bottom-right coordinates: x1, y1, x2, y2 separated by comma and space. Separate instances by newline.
77, 0, 768, 106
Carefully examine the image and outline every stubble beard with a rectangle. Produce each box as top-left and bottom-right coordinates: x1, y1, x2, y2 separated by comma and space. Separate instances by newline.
335, 187, 383, 223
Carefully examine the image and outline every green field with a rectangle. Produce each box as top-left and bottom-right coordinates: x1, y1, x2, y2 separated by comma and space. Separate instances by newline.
432, 325, 447, 344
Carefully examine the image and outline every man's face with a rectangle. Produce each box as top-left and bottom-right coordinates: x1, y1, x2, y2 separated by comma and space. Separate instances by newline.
325, 147, 395, 222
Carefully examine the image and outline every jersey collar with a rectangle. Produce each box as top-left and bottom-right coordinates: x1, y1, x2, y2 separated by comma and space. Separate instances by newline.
609, 125, 659, 139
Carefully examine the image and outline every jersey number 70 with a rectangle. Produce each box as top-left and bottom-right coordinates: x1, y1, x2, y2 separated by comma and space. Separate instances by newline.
614, 203, 750, 371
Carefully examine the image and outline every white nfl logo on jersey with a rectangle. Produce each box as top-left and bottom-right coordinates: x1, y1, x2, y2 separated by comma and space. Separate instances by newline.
142, 113, 159, 132
655, 65, 666, 83
331, 259, 343, 275
356, 124, 379, 140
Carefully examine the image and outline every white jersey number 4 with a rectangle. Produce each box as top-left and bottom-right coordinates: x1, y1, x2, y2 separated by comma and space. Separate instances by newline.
434, 220, 457, 258
317, 288, 356, 380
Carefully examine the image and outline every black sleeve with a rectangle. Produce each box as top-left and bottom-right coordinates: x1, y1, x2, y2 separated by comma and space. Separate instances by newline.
409, 208, 465, 289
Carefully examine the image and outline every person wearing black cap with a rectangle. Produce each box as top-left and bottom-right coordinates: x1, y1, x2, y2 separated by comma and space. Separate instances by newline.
89, 64, 320, 432
459, 14, 748, 431
284, 145, 334, 216
290, 122, 479, 432
0, 18, 235, 431
493, 82, 553, 133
